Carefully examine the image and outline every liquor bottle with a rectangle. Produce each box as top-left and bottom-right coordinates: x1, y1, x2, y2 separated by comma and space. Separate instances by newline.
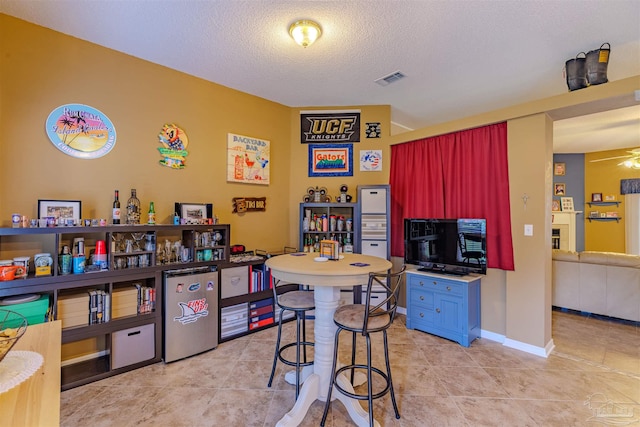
126, 189, 141, 224
147, 201, 156, 225
343, 233, 353, 253
314, 235, 320, 252
112, 190, 121, 224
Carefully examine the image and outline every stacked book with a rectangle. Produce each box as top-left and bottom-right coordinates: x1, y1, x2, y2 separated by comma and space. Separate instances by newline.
135, 284, 156, 314
88, 290, 110, 324
249, 264, 272, 293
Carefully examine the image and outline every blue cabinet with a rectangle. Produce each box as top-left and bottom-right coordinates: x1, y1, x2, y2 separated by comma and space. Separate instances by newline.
406, 269, 481, 347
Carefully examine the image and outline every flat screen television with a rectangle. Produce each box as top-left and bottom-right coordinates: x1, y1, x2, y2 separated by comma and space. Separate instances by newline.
404, 218, 487, 275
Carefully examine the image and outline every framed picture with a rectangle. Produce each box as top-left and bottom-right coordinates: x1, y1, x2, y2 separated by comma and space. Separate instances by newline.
592, 193, 603, 202
308, 144, 353, 177
561, 197, 574, 212
175, 203, 213, 222
604, 194, 616, 201
38, 199, 82, 219
551, 200, 561, 212
554, 183, 566, 196
589, 211, 600, 218
554, 162, 566, 176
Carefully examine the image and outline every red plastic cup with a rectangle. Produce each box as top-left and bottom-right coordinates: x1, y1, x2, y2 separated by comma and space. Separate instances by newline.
95, 240, 106, 255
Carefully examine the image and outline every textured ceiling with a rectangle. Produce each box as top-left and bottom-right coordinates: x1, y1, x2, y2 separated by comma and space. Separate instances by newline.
1, 0, 639, 151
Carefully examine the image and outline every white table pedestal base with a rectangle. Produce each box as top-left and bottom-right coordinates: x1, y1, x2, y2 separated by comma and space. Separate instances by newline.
276, 286, 377, 427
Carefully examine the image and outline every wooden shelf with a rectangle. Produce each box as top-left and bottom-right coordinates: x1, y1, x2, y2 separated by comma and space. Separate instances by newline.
586, 201, 621, 207
587, 217, 621, 222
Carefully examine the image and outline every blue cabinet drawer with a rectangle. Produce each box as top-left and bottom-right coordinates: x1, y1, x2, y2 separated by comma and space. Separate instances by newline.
410, 304, 435, 324
410, 287, 434, 308
410, 276, 464, 296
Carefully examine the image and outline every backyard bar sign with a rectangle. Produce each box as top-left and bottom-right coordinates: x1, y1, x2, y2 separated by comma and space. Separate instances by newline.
232, 197, 267, 213
300, 109, 360, 143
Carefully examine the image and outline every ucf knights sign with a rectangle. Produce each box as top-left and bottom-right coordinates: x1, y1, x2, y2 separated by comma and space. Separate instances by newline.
300, 110, 360, 143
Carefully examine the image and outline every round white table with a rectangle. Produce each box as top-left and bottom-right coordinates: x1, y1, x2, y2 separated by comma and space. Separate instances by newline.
266, 252, 392, 427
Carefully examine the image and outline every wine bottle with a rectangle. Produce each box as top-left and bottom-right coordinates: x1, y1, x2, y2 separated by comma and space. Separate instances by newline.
148, 201, 156, 225
126, 189, 140, 224
112, 190, 121, 224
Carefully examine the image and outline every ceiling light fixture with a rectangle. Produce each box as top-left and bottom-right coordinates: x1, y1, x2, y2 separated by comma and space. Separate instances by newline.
289, 20, 322, 48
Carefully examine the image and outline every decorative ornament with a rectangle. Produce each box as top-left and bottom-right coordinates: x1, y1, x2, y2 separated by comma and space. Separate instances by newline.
158, 123, 189, 169
338, 184, 352, 203
45, 104, 116, 159
303, 186, 331, 203
365, 122, 381, 138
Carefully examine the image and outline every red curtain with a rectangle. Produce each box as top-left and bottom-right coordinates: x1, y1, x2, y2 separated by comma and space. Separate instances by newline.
390, 122, 514, 270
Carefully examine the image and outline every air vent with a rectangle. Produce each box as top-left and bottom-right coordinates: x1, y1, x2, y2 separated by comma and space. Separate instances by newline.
375, 71, 406, 86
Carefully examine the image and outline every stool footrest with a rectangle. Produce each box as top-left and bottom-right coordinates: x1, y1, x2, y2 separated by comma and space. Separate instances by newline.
277, 341, 314, 367
334, 364, 391, 400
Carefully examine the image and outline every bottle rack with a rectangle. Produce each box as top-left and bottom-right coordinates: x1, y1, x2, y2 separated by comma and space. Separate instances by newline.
299, 202, 360, 254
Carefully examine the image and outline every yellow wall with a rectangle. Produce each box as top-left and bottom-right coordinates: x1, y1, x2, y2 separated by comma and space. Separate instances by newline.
584, 148, 640, 252
0, 14, 294, 253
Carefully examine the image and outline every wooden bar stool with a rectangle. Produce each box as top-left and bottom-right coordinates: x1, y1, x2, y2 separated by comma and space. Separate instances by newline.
320, 266, 406, 427
267, 279, 315, 399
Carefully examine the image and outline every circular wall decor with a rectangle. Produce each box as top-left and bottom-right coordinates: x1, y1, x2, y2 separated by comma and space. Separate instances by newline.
45, 104, 116, 159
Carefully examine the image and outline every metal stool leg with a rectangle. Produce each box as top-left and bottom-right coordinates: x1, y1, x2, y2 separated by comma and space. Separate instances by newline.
267, 307, 285, 388
384, 329, 400, 419
366, 333, 374, 427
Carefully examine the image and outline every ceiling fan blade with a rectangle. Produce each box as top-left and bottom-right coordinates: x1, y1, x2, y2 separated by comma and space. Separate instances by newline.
590, 155, 632, 162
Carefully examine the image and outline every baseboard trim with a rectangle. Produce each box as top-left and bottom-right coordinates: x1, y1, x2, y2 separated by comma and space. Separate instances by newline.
481, 329, 554, 358
503, 337, 555, 358
397, 306, 407, 315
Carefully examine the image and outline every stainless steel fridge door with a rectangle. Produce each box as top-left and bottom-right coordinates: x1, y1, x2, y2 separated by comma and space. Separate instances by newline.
163, 270, 218, 362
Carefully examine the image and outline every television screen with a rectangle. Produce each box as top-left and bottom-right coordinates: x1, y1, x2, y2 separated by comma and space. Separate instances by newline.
404, 218, 487, 275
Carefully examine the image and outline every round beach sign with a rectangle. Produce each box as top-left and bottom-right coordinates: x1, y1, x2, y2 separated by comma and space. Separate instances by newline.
45, 104, 116, 159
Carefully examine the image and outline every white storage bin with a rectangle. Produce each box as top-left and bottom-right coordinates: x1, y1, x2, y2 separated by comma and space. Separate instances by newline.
221, 266, 249, 299
112, 323, 155, 369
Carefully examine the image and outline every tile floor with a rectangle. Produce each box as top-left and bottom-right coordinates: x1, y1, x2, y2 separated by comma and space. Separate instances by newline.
61, 309, 640, 426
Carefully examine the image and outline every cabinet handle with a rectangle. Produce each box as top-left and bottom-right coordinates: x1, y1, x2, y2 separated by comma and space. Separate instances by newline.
419, 281, 424, 286
446, 286, 451, 291
432, 281, 437, 285
419, 312, 424, 318
419, 295, 424, 301
436, 308, 441, 313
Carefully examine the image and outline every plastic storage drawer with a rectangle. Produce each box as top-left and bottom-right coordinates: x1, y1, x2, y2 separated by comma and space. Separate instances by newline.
111, 323, 155, 369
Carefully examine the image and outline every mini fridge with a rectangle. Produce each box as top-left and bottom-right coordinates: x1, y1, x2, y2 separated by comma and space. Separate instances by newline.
163, 266, 218, 362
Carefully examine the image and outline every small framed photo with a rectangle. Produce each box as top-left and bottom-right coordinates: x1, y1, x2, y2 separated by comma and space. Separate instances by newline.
606, 211, 619, 218
604, 194, 617, 201
175, 202, 213, 223
600, 213, 607, 218
589, 211, 600, 218
38, 199, 82, 220
561, 197, 574, 212
554, 162, 566, 176
554, 183, 566, 196
551, 200, 561, 212
592, 193, 603, 202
